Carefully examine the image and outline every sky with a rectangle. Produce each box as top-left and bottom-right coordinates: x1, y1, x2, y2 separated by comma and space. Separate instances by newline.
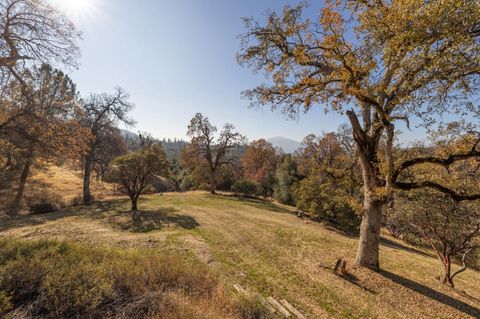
49, 0, 423, 143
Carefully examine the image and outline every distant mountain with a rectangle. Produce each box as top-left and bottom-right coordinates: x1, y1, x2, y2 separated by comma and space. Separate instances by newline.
267, 137, 301, 154
120, 129, 137, 140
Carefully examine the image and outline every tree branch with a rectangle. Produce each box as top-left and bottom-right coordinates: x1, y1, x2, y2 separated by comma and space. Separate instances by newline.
393, 146, 480, 182
395, 181, 480, 202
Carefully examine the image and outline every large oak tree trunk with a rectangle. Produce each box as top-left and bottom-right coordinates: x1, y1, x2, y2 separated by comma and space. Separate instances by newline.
83, 150, 94, 204
355, 194, 383, 270
353, 131, 385, 271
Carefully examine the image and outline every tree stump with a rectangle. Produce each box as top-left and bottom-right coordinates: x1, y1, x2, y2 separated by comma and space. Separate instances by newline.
333, 258, 348, 275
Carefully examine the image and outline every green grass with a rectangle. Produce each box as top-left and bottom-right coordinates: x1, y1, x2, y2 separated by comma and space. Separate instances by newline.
1, 191, 480, 318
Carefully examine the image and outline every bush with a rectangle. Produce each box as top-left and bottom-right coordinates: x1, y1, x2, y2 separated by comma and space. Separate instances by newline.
150, 176, 177, 193
180, 175, 194, 191
231, 180, 260, 197
273, 155, 298, 205
0, 239, 270, 319
0, 289, 11, 315
69, 194, 85, 207
293, 176, 361, 233
25, 190, 65, 214
198, 183, 212, 191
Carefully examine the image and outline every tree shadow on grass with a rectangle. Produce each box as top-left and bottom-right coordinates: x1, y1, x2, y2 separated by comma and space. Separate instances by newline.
380, 237, 432, 258
0, 198, 128, 232
107, 208, 200, 233
380, 270, 480, 318
340, 273, 378, 294
212, 194, 293, 214
0, 206, 81, 232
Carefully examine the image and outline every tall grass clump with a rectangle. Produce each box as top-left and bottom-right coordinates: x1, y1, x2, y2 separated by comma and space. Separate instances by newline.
0, 239, 271, 319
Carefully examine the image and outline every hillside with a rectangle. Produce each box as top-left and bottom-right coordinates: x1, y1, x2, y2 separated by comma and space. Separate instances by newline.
1, 192, 479, 318
0, 165, 115, 214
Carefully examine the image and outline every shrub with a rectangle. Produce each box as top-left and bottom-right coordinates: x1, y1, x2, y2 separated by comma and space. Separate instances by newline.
231, 180, 260, 197
69, 194, 85, 207
180, 175, 194, 191
150, 176, 177, 193
273, 155, 298, 205
198, 183, 211, 191
25, 190, 65, 214
0, 289, 11, 315
0, 239, 270, 319
293, 175, 361, 233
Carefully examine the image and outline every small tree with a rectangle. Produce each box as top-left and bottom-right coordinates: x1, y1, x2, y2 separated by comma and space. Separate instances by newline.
111, 144, 168, 211
294, 171, 362, 233
242, 139, 278, 197
294, 130, 362, 232
185, 113, 246, 194
231, 180, 260, 198
273, 154, 298, 205
395, 190, 480, 287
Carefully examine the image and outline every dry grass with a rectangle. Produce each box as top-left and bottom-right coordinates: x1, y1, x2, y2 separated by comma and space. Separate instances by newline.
0, 164, 115, 213
0, 239, 268, 319
31, 165, 114, 202
1, 192, 479, 318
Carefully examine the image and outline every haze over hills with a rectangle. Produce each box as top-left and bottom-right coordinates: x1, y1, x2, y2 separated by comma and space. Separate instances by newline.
267, 136, 302, 153
121, 129, 302, 154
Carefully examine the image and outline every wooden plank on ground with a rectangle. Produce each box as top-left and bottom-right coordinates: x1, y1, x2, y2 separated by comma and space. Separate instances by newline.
233, 284, 248, 295
257, 294, 276, 314
281, 299, 306, 319
267, 296, 291, 317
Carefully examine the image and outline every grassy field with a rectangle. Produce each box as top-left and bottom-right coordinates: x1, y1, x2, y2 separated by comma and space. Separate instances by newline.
1, 192, 479, 318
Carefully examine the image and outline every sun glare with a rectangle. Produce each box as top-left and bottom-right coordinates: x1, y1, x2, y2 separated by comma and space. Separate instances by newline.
51, 0, 98, 18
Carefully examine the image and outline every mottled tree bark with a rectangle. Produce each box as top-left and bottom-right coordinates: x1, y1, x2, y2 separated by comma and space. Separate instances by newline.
356, 196, 383, 270
348, 110, 386, 270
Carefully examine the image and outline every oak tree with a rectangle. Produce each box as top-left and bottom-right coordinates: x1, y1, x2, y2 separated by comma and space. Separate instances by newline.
81, 88, 134, 204
294, 130, 362, 232
242, 139, 278, 196
3, 65, 89, 212
0, 0, 80, 87
185, 113, 246, 194
395, 189, 480, 287
111, 143, 168, 211
238, 1, 480, 270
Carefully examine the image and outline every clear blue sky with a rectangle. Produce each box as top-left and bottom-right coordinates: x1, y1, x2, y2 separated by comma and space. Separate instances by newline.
53, 0, 423, 142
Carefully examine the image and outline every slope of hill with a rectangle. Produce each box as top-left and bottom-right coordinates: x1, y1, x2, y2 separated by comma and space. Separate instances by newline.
0, 165, 114, 214
267, 137, 302, 153
1, 192, 479, 318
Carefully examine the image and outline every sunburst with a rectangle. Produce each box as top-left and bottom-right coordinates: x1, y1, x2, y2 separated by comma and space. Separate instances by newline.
49, 0, 98, 19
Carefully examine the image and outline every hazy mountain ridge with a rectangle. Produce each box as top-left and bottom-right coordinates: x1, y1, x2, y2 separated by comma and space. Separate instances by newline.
267, 136, 302, 154
120, 130, 301, 154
